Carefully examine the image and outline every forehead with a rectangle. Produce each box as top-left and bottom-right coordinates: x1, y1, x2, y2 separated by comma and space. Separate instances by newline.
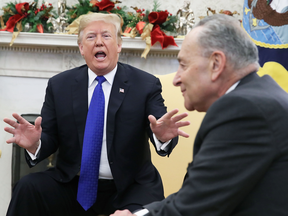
84, 20, 116, 33
178, 35, 197, 61
178, 27, 203, 61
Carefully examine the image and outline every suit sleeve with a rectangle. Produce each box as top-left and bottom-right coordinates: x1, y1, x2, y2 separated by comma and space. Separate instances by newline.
39, 79, 60, 161
145, 95, 278, 216
24, 78, 59, 166
145, 77, 178, 157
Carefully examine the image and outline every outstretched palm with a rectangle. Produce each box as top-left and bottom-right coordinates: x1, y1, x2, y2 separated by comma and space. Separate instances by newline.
4, 113, 42, 154
149, 109, 190, 142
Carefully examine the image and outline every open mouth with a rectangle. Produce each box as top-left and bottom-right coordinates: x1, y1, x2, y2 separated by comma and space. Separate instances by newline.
95, 51, 106, 60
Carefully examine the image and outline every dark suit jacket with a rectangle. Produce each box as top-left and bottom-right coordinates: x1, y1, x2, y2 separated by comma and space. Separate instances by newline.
145, 72, 288, 215
27, 62, 178, 208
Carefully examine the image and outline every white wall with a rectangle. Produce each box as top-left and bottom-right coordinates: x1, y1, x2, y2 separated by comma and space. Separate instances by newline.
0, 77, 48, 213
0, 0, 244, 214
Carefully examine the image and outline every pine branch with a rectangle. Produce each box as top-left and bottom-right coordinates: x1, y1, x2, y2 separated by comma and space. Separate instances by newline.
152, 0, 160, 12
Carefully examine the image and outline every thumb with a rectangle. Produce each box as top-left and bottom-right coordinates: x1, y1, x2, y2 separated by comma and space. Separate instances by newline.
34, 116, 42, 130
148, 115, 157, 127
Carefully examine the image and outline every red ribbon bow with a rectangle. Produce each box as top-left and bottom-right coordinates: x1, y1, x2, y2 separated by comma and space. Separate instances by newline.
151, 25, 178, 49
148, 11, 169, 25
0, 2, 29, 32
95, 0, 115, 12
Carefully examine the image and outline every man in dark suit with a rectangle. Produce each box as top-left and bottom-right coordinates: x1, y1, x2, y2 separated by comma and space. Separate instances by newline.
111, 14, 288, 216
3, 13, 189, 216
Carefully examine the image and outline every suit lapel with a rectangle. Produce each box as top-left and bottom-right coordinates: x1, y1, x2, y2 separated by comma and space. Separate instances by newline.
106, 63, 130, 154
72, 66, 89, 148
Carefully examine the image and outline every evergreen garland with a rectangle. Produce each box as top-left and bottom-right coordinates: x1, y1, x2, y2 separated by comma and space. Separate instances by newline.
1, 0, 56, 33
0, 0, 177, 36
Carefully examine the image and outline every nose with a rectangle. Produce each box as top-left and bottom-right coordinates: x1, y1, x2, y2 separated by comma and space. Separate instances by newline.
95, 35, 104, 47
173, 70, 181, 86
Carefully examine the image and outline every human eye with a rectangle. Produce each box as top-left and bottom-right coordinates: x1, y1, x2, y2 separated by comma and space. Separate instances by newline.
103, 33, 111, 39
86, 34, 95, 40
179, 62, 186, 69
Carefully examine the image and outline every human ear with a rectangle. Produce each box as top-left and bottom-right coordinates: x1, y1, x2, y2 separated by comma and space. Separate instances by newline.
117, 44, 122, 53
210, 51, 226, 81
78, 43, 84, 56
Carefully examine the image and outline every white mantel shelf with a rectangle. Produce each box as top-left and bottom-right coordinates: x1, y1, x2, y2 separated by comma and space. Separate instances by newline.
0, 31, 182, 79
0, 31, 183, 51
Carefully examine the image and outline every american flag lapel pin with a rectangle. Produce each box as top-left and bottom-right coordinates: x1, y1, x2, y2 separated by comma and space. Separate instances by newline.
119, 88, 124, 93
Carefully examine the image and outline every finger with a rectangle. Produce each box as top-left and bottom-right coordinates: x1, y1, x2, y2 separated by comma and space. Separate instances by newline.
3, 118, 19, 128
110, 209, 131, 215
12, 113, 29, 125
176, 121, 191, 128
6, 137, 16, 144
4, 126, 15, 135
178, 129, 190, 138
172, 112, 189, 122
34, 116, 42, 130
161, 108, 179, 120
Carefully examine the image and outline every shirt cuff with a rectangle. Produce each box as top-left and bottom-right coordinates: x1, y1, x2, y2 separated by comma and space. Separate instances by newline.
133, 208, 149, 216
26, 140, 41, 160
153, 133, 171, 152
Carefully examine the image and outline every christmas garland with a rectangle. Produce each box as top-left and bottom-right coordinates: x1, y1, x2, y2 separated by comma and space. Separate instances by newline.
0, 0, 56, 33
120, 1, 178, 57
0, 0, 179, 56
65, 0, 179, 55
0, 0, 179, 55
0, 0, 177, 36
0, 0, 240, 57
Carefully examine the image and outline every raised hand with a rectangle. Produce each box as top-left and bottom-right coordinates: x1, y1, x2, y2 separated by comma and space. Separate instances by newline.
110, 209, 134, 216
149, 108, 190, 142
3, 113, 42, 154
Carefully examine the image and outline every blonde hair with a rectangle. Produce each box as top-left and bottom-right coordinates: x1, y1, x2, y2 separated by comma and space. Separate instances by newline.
77, 13, 122, 45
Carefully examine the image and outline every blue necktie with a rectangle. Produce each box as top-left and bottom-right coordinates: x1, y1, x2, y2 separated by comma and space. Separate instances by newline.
77, 76, 106, 211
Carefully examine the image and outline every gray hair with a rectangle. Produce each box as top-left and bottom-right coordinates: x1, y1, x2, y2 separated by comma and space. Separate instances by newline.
77, 13, 122, 45
194, 14, 259, 70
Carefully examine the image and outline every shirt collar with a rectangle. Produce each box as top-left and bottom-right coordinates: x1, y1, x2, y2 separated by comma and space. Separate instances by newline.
88, 64, 118, 87
225, 80, 240, 94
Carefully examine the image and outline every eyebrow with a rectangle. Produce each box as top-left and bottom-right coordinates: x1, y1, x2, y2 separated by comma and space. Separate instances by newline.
85, 30, 112, 35
101, 30, 112, 34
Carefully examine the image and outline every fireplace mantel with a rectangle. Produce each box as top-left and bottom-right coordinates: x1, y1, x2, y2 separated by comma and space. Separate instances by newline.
0, 31, 182, 78
0, 31, 182, 50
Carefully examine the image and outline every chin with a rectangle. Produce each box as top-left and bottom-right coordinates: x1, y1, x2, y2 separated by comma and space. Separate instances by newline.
184, 103, 194, 112
93, 64, 109, 72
